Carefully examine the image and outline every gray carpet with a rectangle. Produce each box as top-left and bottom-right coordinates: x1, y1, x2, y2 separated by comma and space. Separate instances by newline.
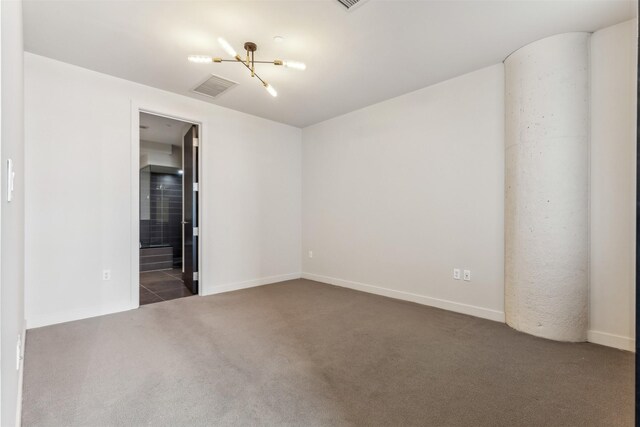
22, 279, 633, 426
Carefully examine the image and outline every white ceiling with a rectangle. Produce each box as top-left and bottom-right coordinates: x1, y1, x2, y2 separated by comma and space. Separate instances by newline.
140, 112, 191, 146
24, 0, 636, 128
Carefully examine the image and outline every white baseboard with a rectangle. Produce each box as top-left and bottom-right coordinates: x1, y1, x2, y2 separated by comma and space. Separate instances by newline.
26, 303, 133, 330
302, 272, 505, 323
29, 274, 630, 353
587, 330, 635, 352
16, 323, 26, 427
27, 274, 302, 329
204, 272, 302, 295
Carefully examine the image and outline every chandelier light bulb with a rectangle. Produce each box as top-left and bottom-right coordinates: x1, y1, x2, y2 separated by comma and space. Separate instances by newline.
264, 83, 278, 97
218, 37, 237, 57
283, 60, 306, 70
188, 55, 213, 63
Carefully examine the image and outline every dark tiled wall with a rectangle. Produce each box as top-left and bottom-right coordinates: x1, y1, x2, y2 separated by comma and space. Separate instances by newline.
140, 172, 182, 265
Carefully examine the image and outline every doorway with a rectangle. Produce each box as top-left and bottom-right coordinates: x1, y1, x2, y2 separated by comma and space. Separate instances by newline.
138, 112, 200, 305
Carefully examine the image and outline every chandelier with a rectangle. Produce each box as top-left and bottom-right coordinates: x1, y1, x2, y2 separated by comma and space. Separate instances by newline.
188, 38, 306, 97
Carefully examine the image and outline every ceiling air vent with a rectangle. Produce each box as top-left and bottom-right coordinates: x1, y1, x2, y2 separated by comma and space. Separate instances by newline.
191, 74, 238, 99
337, 0, 368, 10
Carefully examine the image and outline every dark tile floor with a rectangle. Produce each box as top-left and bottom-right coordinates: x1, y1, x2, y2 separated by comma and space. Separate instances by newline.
140, 268, 194, 305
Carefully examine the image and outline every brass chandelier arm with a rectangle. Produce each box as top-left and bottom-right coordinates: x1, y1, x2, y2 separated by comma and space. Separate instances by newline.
236, 58, 268, 86
213, 59, 283, 65
212, 52, 272, 86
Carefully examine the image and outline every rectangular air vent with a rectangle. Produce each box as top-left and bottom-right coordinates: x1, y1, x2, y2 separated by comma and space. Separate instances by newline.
337, 0, 368, 10
191, 74, 238, 99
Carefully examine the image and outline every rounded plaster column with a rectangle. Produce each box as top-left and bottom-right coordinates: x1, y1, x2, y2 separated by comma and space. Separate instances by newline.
504, 33, 590, 342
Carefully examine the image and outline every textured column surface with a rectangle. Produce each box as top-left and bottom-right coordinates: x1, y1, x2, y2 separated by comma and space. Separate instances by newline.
504, 33, 590, 342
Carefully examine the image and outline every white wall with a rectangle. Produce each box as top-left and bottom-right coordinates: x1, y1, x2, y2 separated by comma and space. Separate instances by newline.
589, 19, 638, 351
1, 0, 26, 425
25, 53, 302, 328
302, 64, 506, 321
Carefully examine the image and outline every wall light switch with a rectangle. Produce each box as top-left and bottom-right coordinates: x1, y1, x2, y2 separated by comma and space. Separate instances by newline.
453, 268, 461, 280
308, 251, 313, 259
463, 270, 471, 281
102, 270, 111, 281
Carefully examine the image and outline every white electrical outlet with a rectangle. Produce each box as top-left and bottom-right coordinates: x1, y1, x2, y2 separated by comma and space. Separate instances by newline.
463, 270, 471, 281
308, 250, 313, 259
453, 268, 461, 280
102, 269, 111, 281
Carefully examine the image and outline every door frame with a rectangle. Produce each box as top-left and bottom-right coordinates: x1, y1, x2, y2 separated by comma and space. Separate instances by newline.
130, 103, 203, 308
